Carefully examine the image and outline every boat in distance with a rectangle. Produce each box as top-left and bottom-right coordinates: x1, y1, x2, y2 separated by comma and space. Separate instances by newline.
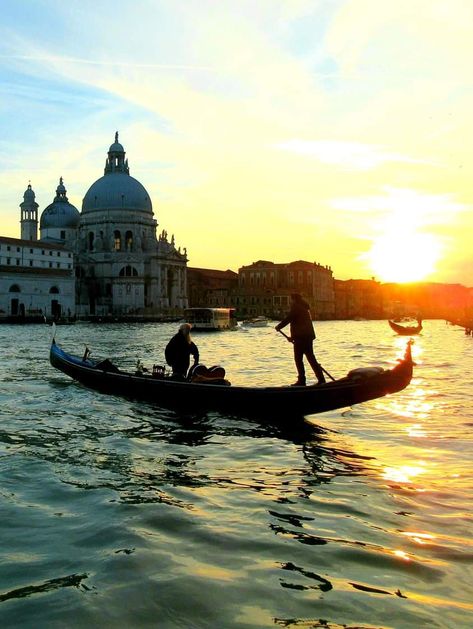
49, 339, 414, 419
183, 307, 237, 331
241, 316, 270, 328
388, 319, 423, 335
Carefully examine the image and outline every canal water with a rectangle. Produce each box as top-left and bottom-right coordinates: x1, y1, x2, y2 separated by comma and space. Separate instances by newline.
0, 320, 471, 628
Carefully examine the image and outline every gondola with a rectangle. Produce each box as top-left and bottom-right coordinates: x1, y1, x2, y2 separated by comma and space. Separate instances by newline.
49, 338, 414, 420
388, 319, 422, 335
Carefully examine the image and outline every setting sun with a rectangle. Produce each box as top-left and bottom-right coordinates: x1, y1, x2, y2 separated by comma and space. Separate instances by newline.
367, 229, 442, 283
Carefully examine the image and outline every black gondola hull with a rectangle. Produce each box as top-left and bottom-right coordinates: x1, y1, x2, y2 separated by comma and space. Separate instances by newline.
50, 341, 413, 419
388, 320, 422, 335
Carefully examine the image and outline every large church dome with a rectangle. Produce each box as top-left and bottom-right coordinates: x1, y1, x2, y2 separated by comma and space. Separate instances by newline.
40, 177, 80, 229
81, 133, 153, 215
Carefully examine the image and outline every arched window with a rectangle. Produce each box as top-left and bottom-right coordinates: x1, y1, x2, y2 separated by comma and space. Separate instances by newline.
119, 265, 138, 277
125, 230, 133, 251
114, 230, 121, 251
9, 284, 21, 292
49, 286, 60, 294
88, 232, 94, 251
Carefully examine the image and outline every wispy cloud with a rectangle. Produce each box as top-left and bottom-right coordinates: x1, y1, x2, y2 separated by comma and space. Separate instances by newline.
331, 187, 467, 221
0, 54, 212, 72
276, 140, 426, 170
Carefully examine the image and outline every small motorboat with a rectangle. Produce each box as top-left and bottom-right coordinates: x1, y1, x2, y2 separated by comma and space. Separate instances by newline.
388, 319, 423, 335
49, 338, 414, 420
241, 316, 269, 328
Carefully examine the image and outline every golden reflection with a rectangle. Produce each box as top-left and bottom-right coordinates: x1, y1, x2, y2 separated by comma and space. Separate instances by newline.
406, 423, 427, 437
400, 531, 435, 545
393, 549, 411, 561
382, 464, 426, 484
380, 378, 435, 422
394, 337, 423, 363
178, 557, 239, 581
407, 592, 473, 612
377, 339, 435, 423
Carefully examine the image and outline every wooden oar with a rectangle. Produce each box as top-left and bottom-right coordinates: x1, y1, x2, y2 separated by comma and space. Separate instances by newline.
277, 329, 336, 381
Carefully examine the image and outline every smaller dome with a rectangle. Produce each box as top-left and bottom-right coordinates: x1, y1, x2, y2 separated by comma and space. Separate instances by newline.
40, 177, 80, 230
23, 184, 35, 201
40, 203, 81, 229
109, 141, 124, 152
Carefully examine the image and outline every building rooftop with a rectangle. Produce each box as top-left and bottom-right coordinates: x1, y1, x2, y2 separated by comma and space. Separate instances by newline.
0, 236, 69, 250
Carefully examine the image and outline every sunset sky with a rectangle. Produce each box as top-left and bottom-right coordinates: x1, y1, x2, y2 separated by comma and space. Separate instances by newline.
0, 0, 471, 285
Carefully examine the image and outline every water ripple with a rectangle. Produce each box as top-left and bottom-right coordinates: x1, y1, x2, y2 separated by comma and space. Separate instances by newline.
0, 320, 471, 627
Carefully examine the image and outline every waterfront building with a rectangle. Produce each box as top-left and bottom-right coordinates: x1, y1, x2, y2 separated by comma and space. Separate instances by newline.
0, 133, 188, 320
187, 267, 238, 308
1, 183, 75, 320
237, 260, 335, 320
0, 234, 75, 320
334, 278, 383, 319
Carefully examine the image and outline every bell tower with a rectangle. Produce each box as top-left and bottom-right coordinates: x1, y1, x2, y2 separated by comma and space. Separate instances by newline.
20, 183, 39, 241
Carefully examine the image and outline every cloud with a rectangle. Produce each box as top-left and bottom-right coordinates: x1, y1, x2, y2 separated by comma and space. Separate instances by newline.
0, 54, 213, 72
276, 139, 425, 170
331, 186, 467, 221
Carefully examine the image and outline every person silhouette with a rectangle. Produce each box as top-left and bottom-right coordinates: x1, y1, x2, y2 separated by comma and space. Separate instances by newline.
275, 293, 326, 386
165, 323, 199, 379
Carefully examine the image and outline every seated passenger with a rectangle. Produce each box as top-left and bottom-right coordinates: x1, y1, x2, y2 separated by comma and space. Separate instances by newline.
165, 323, 199, 379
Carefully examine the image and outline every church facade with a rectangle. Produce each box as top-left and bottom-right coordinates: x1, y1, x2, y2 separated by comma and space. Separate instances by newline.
0, 133, 188, 320
75, 134, 188, 316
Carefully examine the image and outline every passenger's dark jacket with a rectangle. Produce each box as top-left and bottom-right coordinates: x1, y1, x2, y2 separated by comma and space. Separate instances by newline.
165, 333, 199, 377
276, 298, 315, 340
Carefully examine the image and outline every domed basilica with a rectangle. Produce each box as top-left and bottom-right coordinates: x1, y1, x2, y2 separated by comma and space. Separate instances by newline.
19, 133, 188, 317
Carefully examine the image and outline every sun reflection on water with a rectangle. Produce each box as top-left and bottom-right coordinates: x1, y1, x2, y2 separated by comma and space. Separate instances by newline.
406, 424, 427, 437
393, 549, 411, 561
382, 464, 427, 484
400, 531, 436, 545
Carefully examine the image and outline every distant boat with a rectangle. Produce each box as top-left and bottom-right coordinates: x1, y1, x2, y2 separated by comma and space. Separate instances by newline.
388, 319, 423, 335
241, 316, 269, 328
183, 308, 237, 331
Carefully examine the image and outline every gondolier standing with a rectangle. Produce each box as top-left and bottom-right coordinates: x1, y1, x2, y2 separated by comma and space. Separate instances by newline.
275, 293, 326, 386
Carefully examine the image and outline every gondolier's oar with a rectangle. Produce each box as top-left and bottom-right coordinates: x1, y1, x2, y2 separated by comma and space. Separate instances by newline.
277, 329, 336, 381
277, 328, 293, 344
